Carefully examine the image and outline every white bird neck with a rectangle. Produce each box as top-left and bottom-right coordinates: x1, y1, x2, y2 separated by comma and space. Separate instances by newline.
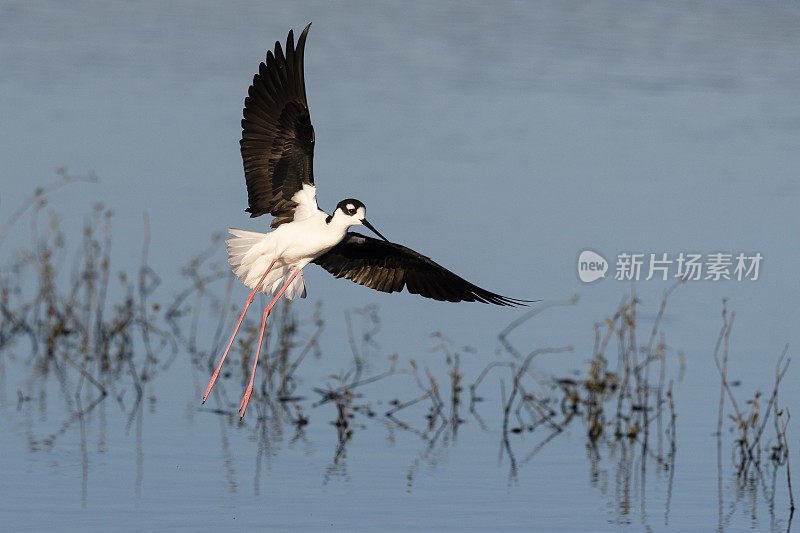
323, 209, 359, 242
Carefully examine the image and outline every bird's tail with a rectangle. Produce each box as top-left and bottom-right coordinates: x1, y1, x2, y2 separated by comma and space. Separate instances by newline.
226, 228, 306, 299
274, 270, 306, 300
226, 228, 267, 268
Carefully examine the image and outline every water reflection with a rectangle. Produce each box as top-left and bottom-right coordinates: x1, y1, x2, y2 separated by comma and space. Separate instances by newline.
712, 301, 794, 532
0, 183, 795, 531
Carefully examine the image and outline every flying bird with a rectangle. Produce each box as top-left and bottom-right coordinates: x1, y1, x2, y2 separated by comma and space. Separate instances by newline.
203, 23, 527, 418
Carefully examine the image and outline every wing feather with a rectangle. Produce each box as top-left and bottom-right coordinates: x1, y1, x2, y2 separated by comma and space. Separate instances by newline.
240, 23, 315, 228
312, 232, 528, 306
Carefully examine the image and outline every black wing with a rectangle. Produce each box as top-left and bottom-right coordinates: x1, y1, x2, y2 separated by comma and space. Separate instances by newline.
241, 23, 315, 228
313, 233, 528, 306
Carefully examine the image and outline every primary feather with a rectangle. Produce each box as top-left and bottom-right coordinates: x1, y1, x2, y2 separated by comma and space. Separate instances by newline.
313, 232, 527, 306
240, 23, 315, 227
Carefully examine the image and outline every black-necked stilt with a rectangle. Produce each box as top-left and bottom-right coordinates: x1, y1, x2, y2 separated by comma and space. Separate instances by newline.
203, 23, 527, 418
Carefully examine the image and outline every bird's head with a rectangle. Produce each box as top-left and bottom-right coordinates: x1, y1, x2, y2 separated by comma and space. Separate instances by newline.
332, 198, 388, 241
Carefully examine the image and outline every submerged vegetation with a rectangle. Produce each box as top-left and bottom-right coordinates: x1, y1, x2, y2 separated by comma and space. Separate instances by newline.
0, 174, 794, 527
712, 300, 795, 525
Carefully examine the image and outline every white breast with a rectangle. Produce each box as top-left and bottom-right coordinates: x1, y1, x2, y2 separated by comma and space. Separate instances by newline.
226, 204, 348, 299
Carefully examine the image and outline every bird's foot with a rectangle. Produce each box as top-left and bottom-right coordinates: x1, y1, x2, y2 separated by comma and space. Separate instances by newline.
239, 384, 254, 419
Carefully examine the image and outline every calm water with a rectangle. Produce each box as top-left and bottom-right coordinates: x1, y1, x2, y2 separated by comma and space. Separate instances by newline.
1, 1, 799, 531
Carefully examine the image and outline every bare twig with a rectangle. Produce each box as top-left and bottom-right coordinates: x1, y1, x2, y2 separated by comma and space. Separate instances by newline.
498, 295, 578, 359
0, 169, 97, 250
778, 408, 795, 513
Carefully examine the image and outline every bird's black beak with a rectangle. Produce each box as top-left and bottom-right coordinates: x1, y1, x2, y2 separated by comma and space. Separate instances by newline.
362, 219, 389, 242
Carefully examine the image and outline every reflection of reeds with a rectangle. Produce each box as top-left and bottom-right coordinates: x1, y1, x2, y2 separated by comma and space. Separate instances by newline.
2, 178, 793, 528
712, 299, 794, 524
0, 172, 178, 506
0, 174, 175, 407
0, 174, 678, 510
777, 409, 795, 513
479, 287, 682, 524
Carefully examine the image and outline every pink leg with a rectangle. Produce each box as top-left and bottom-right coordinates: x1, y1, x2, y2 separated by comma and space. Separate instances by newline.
239, 268, 301, 420
202, 259, 277, 404
239, 304, 270, 415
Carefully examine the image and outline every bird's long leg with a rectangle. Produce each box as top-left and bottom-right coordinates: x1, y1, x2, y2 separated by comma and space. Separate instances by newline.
239, 267, 301, 420
202, 258, 277, 404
